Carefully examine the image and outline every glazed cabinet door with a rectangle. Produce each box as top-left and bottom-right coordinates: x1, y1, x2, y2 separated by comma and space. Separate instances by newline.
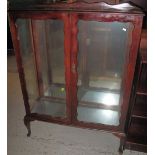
71, 13, 142, 131
9, 12, 71, 123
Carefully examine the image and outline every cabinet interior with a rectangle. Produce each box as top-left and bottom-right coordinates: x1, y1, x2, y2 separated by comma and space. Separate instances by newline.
16, 16, 133, 126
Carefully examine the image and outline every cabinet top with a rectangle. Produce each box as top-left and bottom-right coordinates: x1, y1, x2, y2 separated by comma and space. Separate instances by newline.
8, 0, 144, 15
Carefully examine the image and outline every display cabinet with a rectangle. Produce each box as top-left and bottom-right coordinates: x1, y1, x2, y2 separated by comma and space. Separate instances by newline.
8, 0, 144, 153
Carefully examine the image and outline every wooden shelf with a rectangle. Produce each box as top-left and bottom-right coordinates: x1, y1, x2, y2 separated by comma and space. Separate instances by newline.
137, 62, 147, 95
127, 117, 147, 145
137, 84, 147, 95
136, 91, 147, 96
132, 115, 146, 119
125, 141, 147, 152
132, 95, 147, 118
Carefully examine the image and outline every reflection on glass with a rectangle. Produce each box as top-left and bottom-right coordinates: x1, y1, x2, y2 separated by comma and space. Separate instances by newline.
77, 107, 119, 125
31, 19, 66, 117
80, 92, 120, 106
17, 19, 66, 117
77, 20, 133, 126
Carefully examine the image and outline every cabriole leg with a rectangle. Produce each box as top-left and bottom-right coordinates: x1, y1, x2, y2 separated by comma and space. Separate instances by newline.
119, 137, 125, 155
24, 115, 31, 137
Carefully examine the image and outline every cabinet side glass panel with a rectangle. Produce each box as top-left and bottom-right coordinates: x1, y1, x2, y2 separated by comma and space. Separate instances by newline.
16, 19, 39, 109
16, 19, 66, 118
77, 20, 133, 126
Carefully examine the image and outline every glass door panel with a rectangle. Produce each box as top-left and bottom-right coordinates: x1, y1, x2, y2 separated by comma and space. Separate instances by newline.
77, 20, 133, 126
16, 18, 67, 118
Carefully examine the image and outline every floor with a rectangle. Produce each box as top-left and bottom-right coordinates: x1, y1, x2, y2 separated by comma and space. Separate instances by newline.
7, 56, 147, 155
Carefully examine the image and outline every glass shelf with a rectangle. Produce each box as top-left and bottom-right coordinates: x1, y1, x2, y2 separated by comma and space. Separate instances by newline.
31, 97, 66, 117
77, 107, 120, 125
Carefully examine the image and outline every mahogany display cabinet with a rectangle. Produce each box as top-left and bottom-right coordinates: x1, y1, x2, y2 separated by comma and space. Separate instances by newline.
8, 0, 144, 153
